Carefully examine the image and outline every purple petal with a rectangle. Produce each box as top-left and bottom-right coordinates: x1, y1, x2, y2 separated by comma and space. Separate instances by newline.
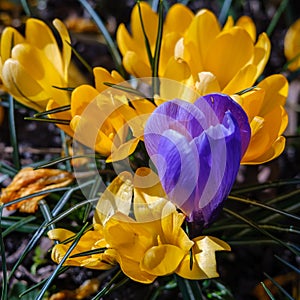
144, 100, 206, 157
187, 111, 242, 226
152, 129, 200, 208
195, 93, 251, 156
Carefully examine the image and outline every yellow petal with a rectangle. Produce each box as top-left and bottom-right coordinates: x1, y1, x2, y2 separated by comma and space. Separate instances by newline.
236, 16, 256, 42
26, 18, 63, 74
10, 44, 69, 105
71, 84, 99, 116
130, 2, 158, 50
177, 236, 230, 279
252, 33, 271, 79
0, 27, 25, 62
94, 172, 133, 225
195, 71, 221, 95
141, 244, 186, 276
116, 252, 157, 284
223, 64, 257, 94
53, 18, 72, 81
104, 215, 154, 260
1, 59, 50, 111
182, 9, 221, 74
93, 67, 123, 92
48, 228, 75, 242
122, 51, 152, 77
257, 74, 288, 115
108, 137, 140, 163
164, 3, 194, 35
205, 27, 254, 89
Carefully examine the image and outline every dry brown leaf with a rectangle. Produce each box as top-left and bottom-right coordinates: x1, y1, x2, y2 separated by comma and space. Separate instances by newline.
49, 278, 101, 300
0, 167, 73, 213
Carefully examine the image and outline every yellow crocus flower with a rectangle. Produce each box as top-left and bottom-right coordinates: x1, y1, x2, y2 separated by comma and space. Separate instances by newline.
233, 74, 288, 164
168, 9, 270, 95
284, 18, 300, 71
117, 2, 194, 77
48, 168, 230, 283
0, 18, 71, 111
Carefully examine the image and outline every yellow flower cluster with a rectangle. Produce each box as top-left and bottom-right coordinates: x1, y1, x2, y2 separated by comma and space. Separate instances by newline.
48, 168, 230, 283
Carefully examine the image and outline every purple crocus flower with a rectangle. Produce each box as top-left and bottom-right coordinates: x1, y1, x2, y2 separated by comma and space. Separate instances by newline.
144, 93, 251, 226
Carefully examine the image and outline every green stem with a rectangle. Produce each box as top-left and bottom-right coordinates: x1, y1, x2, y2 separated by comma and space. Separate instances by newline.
8, 96, 21, 170
266, 0, 290, 36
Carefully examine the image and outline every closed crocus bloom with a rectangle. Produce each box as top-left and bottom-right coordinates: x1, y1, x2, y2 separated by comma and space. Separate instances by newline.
169, 9, 270, 95
0, 18, 71, 111
117, 2, 193, 77
284, 18, 300, 71
144, 93, 251, 226
233, 74, 288, 164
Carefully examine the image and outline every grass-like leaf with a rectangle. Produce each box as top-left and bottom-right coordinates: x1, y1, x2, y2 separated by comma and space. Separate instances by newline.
260, 282, 276, 300
66, 41, 93, 74
223, 208, 300, 256
45, 197, 98, 227
175, 275, 204, 300
266, 0, 290, 36
275, 255, 300, 274
228, 195, 300, 222
90, 269, 123, 300
69, 247, 107, 258
2, 216, 36, 238
8, 96, 20, 170
0, 207, 8, 300
152, 0, 163, 95
263, 272, 295, 300
218, 0, 233, 25
137, 0, 153, 68
24, 116, 70, 125
34, 105, 71, 118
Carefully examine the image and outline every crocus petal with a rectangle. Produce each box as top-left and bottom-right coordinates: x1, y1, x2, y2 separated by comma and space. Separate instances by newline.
26, 18, 63, 74
141, 245, 186, 276
182, 9, 221, 73
0, 27, 25, 62
53, 18, 72, 80
256, 74, 288, 115
176, 236, 231, 279
198, 94, 251, 156
115, 253, 157, 284
252, 33, 271, 79
93, 67, 124, 92
236, 16, 256, 42
1, 59, 50, 111
204, 27, 254, 89
122, 51, 152, 77
94, 172, 133, 226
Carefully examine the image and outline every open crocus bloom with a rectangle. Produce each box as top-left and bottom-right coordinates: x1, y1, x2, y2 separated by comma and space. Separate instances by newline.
165, 9, 270, 95
117, 2, 194, 77
48, 67, 156, 161
144, 93, 251, 226
49, 168, 230, 283
233, 74, 288, 164
0, 18, 71, 111
284, 18, 300, 71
